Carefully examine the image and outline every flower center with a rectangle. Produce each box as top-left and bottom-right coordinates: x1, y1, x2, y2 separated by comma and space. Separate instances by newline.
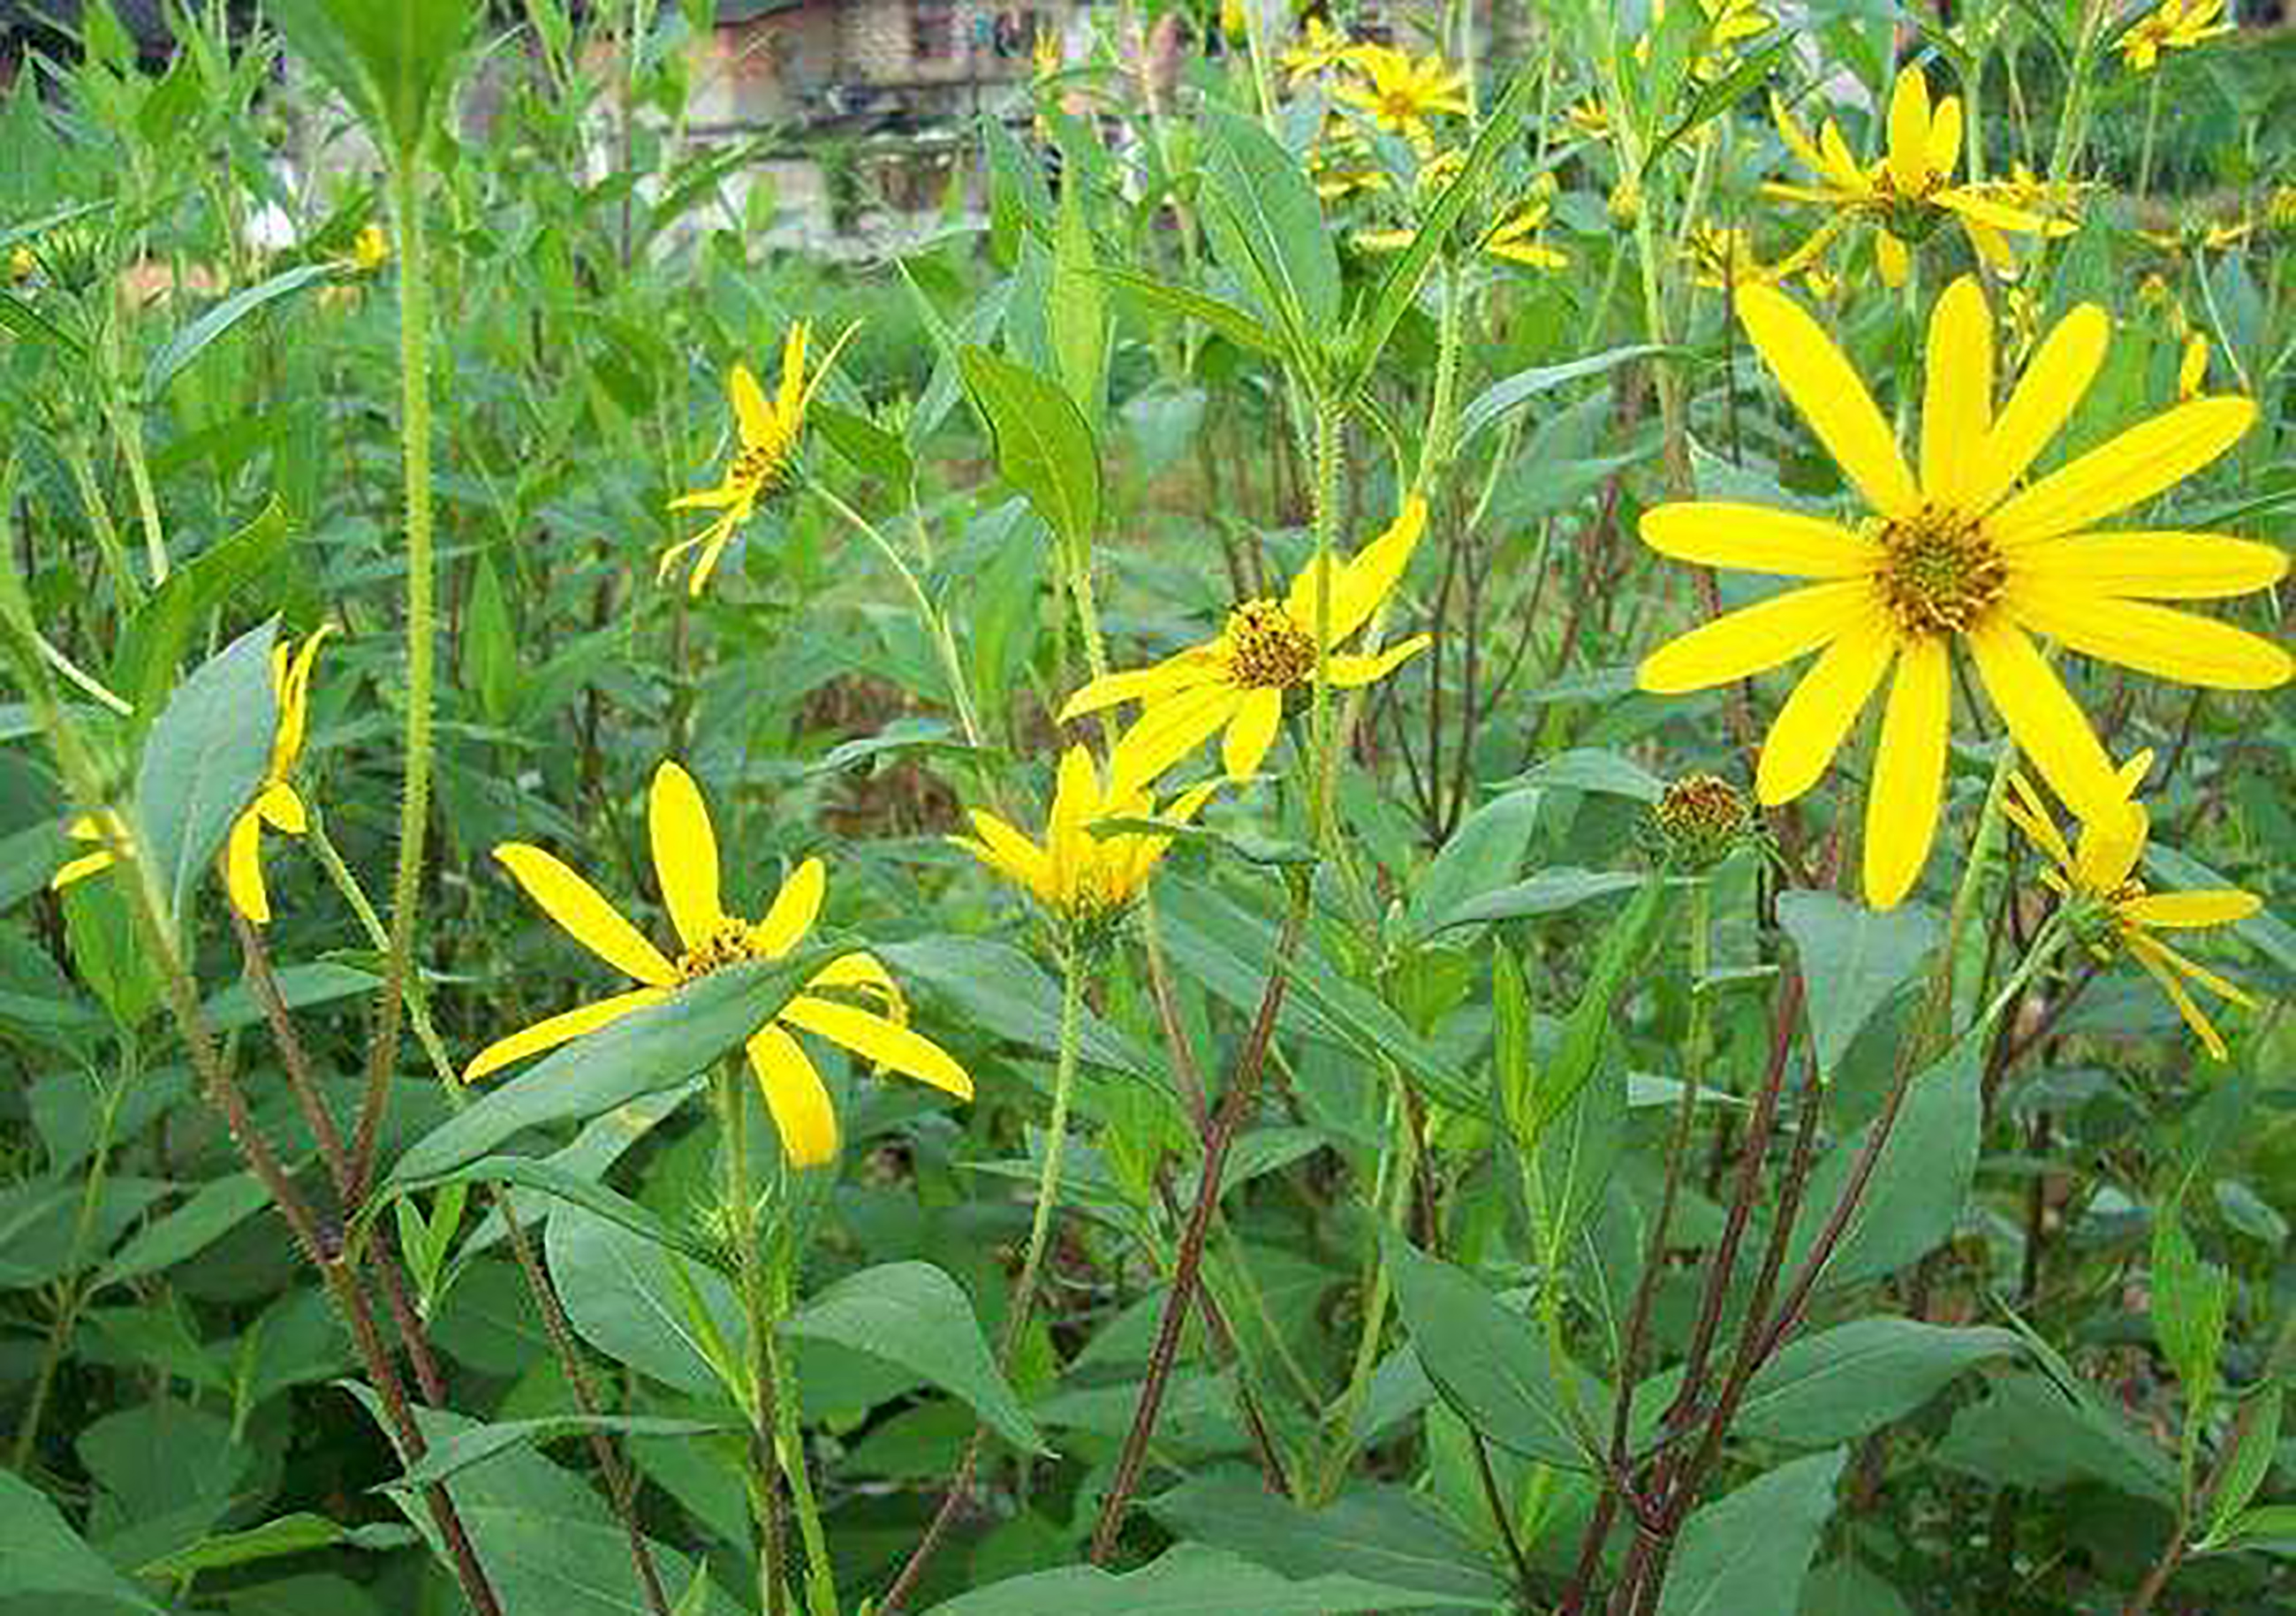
1224, 599, 1321, 689
731, 437, 793, 495
676, 921, 765, 983
1382, 90, 1421, 125
1875, 508, 2007, 637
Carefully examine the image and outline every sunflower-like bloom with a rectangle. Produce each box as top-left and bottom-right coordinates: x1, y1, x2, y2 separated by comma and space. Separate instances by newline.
2004, 752, 2259, 1058
1483, 178, 1570, 269
662, 322, 853, 597
955, 746, 1216, 940
1281, 15, 1353, 84
1063, 498, 1431, 788
466, 761, 971, 1166
1636, 277, 2291, 908
2118, 0, 2232, 72
1766, 67, 2068, 287
52, 629, 332, 924
1333, 46, 1469, 150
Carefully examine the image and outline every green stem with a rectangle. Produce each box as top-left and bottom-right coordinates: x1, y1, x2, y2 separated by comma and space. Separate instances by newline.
814, 483, 983, 750
1307, 398, 1345, 849
1004, 947, 1087, 1360
63, 436, 143, 610
716, 1059, 788, 1616
307, 810, 459, 1090
768, 1314, 837, 1615
1312, 1084, 1416, 1502
2136, 68, 2163, 201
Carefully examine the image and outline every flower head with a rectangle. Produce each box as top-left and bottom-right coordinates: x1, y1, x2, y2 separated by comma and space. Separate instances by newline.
1483, 178, 1570, 269
955, 746, 1216, 944
1333, 45, 1469, 149
662, 322, 854, 597
2118, 0, 2232, 72
1650, 772, 1757, 871
1766, 67, 2069, 287
1281, 15, 1353, 84
1062, 498, 1430, 788
1634, 0, 1773, 83
466, 761, 971, 1165
1637, 276, 2290, 908
2003, 752, 2259, 1058
347, 223, 389, 273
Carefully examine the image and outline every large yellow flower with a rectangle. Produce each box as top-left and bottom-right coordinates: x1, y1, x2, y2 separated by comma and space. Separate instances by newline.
2003, 752, 2260, 1059
1062, 498, 1430, 788
1766, 66, 2067, 287
661, 322, 853, 598
1333, 46, 1469, 149
466, 761, 971, 1166
2118, 0, 2232, 72
52, 628, 331, 925
1637, 277, 2290, 908
954, 746, 1216, 935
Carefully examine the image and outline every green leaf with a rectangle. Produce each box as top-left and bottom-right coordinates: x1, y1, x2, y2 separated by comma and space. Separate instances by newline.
377, 1153, 719, 1266
387, 950, 829, 1184
926, 1541, 1485, 1614
1094, 267, 1284, 357
266, 0, 477, 156
1777, 891, 1940, 1081
1383, 1228, 1597, 1468
2203, 1503, 2296, 1555
144, 265, 341, 398
1404, 788, 1542, 941
1654, 1448, 1845, 1616
812, 401, 915, 487
2202, 1386, 2284, 1546
1455, 346, 1671, 454
1502, 746, 1666, 801
784, 1261, 1044, 1454
1645, 37, 1795, 174
1050, 170, 1107, 427
385, 1415, 735, 1492
200, 961, 379, 1035
1784, 1036, 1981, 1289
957, 345, 1100, 550
1437, 868, 1647, 929
0, 287, 87, 358
1733, 1319, 2022, 1446
133, 1513, 369, 1580
544, 1200, 746, 1399
1198, 106, 1338, 349
1145, 1472, 1510, 1605
97, 1171, 270, 1289
133, 618, 278, 931
879, 936, 1157, 1080
1515, 875, 1667, 1142
2150, 1197, 2229, 1404
1932, 1370, 2178, 1504
0, 1471, 165, 1612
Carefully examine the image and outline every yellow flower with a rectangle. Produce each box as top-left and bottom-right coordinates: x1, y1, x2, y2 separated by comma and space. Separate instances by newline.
1062, 497, 1431, 787
51, 629, 332, 924
466, 761, 971, 1166
2140, 214, 2252, 259
662, 322, 854, 597
1484, 180, 1570, 269
1565, 96, 1612, 142
2003, 752, 2260, 1058
1636, 277, 2290, 908
1333, 45, 1469, 148
6, 244, 34, 283
1032, 27, 1061, 80
1281, 15, 1353, 83
954, 746, 1216, 934
2269, 185, 2296, 234
2118, 0, 2232, 72
1633, 0, 1773, 82
1766, 67, 2068, 288
346, 223, 389, 273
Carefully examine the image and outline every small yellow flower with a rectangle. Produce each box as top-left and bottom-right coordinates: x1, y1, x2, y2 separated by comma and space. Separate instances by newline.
1565, 96, 1612, 142
1031, 27, 1061, 80
2003, 752, 2259, 1059
1062, 497, 1431, 787
1685, 224, 1768, 291
2269, 184, 2296, 234
1281, 15, 1353, 83
51, 629, 333, 925
954, 746, 1216, 935
1767, 67, 2070, 288
662, 322, 855, 597
1483, 179, 1570, 269
1636, 277, 2290, 908
6, 244, 34, 284
2118, 0, 2233, 72
466, 761, 971, 1166
2140, 214, 2252, 259
1333, 45, 1469, 149
346, 223, 389, 273
1633, 0, 1773, 82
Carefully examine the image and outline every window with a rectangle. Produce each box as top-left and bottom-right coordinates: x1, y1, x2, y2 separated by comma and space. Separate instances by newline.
912, 0, 954, 60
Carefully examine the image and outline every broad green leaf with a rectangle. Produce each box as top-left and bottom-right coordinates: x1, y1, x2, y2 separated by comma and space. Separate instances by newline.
387, 950, 829, 1184
1503, 746, 1666, 801
1733, 1319, 2022, 1446
200, 961, 379, 1035
144, 265, 340, 398
784, 1261, 1044, 1453
1777, 891, 1940, 1080
1655, 1448, 1845, 1616
2205, 1503, 2296, 1554
386, 1415, 734, 1491
1050, 167, 1107, 427
1146, 1471, 1510, 1605
926, 1541, 1486, 1614
133, 1513, 384, 1580
133, 618, 277, 931
266, 0, 477, 156
958, 345, 1100, 551
79, 1400, 248, 1570
545, 1200, 746, 1400
2150, 1198, 2229, 1405
97, 1170, 270, 1288
812, 401, 915, 487
1095, 266, 1284, 357
1455, 345, 1671, 454
1784, 1036, 1981, 1289
1404, 787, 1542, 940
1515, 875, 1667, 1142
2202, 1387, 2284, 1546
1932, 1370, 2178, 1504
879, 936, 1157, 1080
378, 1153, 719, 1266
1437, 868, 1647, 929
0, 1471, 164, 1612
1383, 1228, 1597, 1468
1199, 106, 1337, 347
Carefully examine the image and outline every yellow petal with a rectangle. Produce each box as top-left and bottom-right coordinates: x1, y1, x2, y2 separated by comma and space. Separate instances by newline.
1965, 616, 2120, 821
1968, 305, 2109, 512
649, 762, 725, 952
494, 843, 678, 986
2127, 937, 2232, 1060
746, 1022, 838, 1167
2012, 532, 2291, 600
256, 780, 307, 833
1921, 277, 1994, 506
1058, 652, 1224, 721
2132, 931, 2254, 1008
2003, 773, 2074, 874
1640, 503, 1876, 578
1875, 230, 1911, 290
729, 362, 773, 446
2123, 890, 2261, 929
51, 849, 117, 889
275, 626, 334, 770
780, 995, 974, 1099
1289, 495, 1427, 645
1887, 66, 1930, 194
958, 809, 1050, 898
1328, 634, 1431, 687
1990, 397, 2256, 544
1109, 685, 1241, 790
225, 808, 270, 924
464, 987, 671, 1081
754, 857, 827, 957
808, 950, 906, 1021
777, 322, 809, 425
1637, 580, 1870, 694
2074, 798, 2147, 894
2008, 592, 2293, 691
1862, 634, 1950, 909
1755, 610, 1896, 804
1223, 687, 1284, 780
1927, 95, 1963, 180
1736, 284, 1920, 519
